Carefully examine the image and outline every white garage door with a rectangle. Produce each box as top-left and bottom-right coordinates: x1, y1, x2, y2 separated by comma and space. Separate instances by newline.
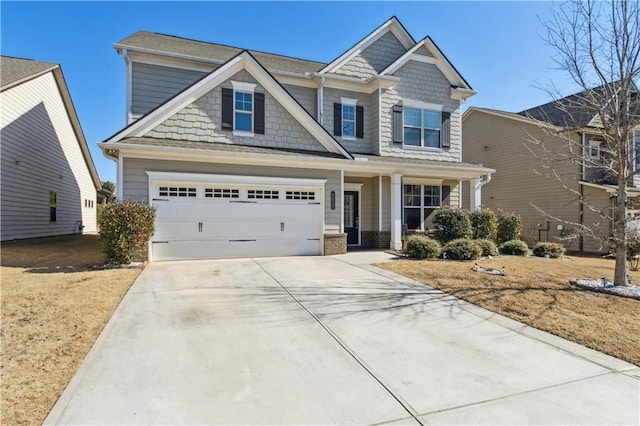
148, 172, 325, 261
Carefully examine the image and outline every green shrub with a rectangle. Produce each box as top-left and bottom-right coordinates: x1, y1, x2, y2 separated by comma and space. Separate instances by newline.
442, 238, 482, 261
432, 206, 472, 244
99, 200, 156, 264
470, 207, 498, 240
499, 240, 529, 256
475, 239, 498, 256
496, 210, 522, 245
532, 242, 566, 258
405, 235, 441, 259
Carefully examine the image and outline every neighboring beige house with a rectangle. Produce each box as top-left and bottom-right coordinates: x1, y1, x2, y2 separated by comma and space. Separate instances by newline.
1, 56, 101, 241
462, 88, 640, 253
100, 17, 494, 261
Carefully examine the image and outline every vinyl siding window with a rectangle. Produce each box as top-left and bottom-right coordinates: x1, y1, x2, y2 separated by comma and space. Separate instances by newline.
403, 185, 441, 230
404, 108, 441, 148
234, 91, 253, 133
589, 140, 601, 159
342, 105, 355, 139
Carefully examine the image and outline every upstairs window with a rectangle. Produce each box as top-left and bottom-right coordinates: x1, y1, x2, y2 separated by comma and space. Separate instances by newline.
404, 108, 441, 148
342, 104, 355, 138
221, 81, 265, 135
234, 91, 253, 132
589, 140, 601, 159
333, 98, 363, 139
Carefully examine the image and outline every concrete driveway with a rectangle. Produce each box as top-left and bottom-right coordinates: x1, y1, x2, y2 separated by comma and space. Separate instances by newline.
46, 253, 639, 425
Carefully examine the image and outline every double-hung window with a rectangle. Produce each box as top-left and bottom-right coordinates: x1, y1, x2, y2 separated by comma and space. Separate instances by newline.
588, 139, 601, 159
403, 184, 441, 230
234, 91, 253, 132
342, 104, 355, 138
404, 107, 441, 148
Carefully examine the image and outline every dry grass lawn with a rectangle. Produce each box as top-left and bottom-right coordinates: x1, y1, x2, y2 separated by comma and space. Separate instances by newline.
1, 234, 142, 426
377, 255, 640, 367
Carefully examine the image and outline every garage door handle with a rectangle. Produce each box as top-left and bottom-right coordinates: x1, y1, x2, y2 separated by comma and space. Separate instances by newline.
230, 200, 257, 204
229, 239, 257, 242
281, 222, 284, 231
152, 198, 169, 202
307, 238, 320, 241
198, 222, 202, 232
152, 241, 169, 244
308, 202, 321, 205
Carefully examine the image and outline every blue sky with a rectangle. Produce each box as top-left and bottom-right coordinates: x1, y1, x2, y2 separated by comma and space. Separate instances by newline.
1, 1, 574, 183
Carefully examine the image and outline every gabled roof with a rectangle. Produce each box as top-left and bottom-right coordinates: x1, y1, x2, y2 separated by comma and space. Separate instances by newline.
462, 107, 558, 129
518, 81, 639, 129
1, 56, 101, 190
115, 31, 326, 75
0, 56, 58, 91
102, 50, 353, 159
379, 36, 474, 92
318, 16, 415, 75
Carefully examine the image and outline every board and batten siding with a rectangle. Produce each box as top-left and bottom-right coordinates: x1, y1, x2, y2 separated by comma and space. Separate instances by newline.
122, 157, 342, 232
131, 62, 207, 117
462, 111, 588, 250
1, 71, 97, 240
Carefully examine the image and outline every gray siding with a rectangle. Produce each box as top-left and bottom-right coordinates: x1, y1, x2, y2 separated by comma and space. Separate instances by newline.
1, 72, 97, 240
132, 62, 207, 116
334, 31, 407, 79
122, 157, 342, 231
380, 61, 461, 161
146, 70, 327, 152
323, 87, 378, 154
282, 84, 317, 118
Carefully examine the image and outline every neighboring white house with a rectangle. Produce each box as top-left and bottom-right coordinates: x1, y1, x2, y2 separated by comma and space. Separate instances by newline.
101, 17, 494, 261
1, 56, 101, 241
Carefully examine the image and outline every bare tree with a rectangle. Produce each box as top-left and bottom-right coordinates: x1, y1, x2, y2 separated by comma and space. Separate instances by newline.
530, 0, 640, 285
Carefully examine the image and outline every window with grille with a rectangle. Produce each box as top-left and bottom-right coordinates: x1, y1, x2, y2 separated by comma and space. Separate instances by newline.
205, 188, 239, 199
158, 186, 197, 197
248, 189, 279, 199
286, 191, 316, 200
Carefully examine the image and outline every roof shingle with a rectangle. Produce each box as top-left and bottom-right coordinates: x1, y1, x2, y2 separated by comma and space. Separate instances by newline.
1, 56, 58, 89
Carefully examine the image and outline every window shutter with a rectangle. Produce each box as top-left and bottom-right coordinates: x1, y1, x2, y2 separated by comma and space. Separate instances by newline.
392, 105, 403, 144
441, 185, 451, 206
356, 106, 364, 138
333, 103, 342, 136
441, 111, 451, 148
254, 92, 265, 134
221, 88, 233, 130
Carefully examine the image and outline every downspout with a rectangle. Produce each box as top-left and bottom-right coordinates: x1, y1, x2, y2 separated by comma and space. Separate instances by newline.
123, 49, 132, 125
317, 74, 325, 126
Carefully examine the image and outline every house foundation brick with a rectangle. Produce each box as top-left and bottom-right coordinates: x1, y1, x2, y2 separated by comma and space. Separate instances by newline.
324, 233, 347, 255
361, 231, 391, 249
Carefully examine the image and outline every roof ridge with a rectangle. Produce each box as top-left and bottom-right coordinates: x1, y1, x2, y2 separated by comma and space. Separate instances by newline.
123, 30, 327, 66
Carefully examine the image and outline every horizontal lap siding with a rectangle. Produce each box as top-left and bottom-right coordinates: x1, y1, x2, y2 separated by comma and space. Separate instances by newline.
122, 157, 342, 231
463, 112, 585, 250
282, 84, 317, 119
132, 62, 207, 116
0, 72, 97, 240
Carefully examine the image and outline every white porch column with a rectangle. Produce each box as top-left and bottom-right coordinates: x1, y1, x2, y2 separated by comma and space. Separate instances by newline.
469, 178, 482, 211
390, 173, 403, 250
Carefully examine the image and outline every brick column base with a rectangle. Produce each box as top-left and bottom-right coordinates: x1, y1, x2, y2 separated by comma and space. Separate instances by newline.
324, 233, 347, 255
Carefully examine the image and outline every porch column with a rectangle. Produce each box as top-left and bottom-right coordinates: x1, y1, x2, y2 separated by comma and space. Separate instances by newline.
390, 173, 403, 250
469, 178, 482, 211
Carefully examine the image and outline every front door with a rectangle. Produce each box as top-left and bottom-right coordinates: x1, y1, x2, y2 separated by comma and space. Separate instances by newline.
344, 191, 359, 245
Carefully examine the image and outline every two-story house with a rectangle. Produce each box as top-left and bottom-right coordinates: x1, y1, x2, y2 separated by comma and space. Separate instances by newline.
463, 86, 640, 253
100, 17, 493, 261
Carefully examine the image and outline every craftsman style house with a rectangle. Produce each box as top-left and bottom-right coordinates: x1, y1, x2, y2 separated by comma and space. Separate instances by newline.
100, 17, 493, 261
463, 87, 640, 253
1, 56, 101, 241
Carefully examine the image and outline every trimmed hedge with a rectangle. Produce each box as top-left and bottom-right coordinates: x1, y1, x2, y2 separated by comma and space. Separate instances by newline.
470, 208, 498, 240
496, 211, 522, 245
443, 238, 482, 261
405, 235, 441, 259
433, 206, 472, 243
532, 242, 565, 258
99, 201, 156, 264
499, 240, 529, 256
475, 239, 498, 256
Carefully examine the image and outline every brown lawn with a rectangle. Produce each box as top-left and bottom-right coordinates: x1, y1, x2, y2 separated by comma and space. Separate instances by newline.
1, 234, 142, 426
377, 255, 640, 367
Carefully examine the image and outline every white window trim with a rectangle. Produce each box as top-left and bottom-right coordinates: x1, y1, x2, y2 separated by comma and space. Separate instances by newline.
402, 105, 442, 150
340, 98, 359, 141
402, 183, 443, 231
589, 140, 601, 159
231, 81, 256, 136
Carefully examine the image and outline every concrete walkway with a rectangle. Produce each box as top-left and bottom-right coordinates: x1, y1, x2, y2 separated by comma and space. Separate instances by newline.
46, 252, 639, 425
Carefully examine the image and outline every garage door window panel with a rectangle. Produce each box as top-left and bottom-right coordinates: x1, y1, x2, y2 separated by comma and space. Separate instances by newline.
248, 189, 279, 200
159, 186, 197, 197
205, 188, 240, 199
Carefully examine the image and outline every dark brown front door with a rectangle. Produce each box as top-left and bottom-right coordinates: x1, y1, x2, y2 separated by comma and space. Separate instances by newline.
344, 191, 359, 245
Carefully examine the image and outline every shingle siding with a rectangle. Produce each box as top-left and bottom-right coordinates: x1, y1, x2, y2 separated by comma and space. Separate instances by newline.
322, 87, 378, 154
282, 84, 317, 118
380, 62, 461, 161
334, 31, 407, 79
145, 70, 327, 152
1, 72, 97, 240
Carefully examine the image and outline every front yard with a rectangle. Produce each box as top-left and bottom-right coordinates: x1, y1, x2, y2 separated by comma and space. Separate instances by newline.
377, 255, 640, 366
1, 234, 142, 426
